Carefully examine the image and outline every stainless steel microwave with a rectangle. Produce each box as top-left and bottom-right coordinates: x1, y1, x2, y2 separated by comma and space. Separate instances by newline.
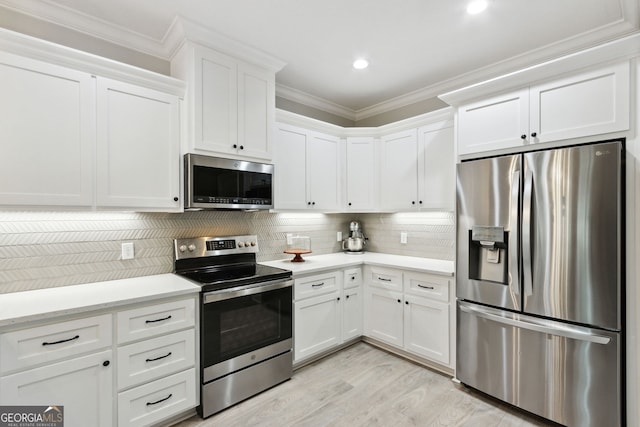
184, 154, 274, 210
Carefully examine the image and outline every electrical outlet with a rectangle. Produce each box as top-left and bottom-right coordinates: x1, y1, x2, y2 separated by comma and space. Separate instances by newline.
121, 242, 134, 260
337, 231, 342, 241
400, 232, 408, 244
286, 233, 293, 245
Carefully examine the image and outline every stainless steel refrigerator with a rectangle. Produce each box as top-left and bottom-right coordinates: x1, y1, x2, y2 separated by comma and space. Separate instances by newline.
456, 140, 623, 426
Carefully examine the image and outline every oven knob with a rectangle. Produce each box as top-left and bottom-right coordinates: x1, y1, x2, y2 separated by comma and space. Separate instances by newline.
187, 244, 196, 252
250, 241, 256, 246
238, 242, 244, 247
179, 245, 187, 252
245, 241, 252, 247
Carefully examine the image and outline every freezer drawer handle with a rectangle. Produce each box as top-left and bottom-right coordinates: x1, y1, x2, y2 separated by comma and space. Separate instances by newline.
42, 335, 80, 346
459, 303, 611, 345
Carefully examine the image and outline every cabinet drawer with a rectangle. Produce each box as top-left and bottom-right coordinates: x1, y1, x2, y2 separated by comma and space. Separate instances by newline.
343, 267, 362, 289
368, 267, 402, 291
294, 272, 339, 300
404, 272, 450, 302
118, 368, 197, 427
117, 298, 195, 344
117, 329, 196, 390
0, 314, 112, 374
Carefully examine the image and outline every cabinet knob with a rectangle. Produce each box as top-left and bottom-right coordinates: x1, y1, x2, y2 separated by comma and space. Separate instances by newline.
307, 202, 311, 205
346, 295, 350, 299
173, 197, 179, 202
348, 202, 352, 206
411, 201, 416, 205
520, 134, 527, 140
405, 301, 409, 305
419, 201, 423, 205
240, 145, 244, 150
531, 132, 537, 138
233, 144, 238, 149
337, 297, 340, 301
397, 299, 401, 303
103, 360, 110, 367
312, 202, 316, 206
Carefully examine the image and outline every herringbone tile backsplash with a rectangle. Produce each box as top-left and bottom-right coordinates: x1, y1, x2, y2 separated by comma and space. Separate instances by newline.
0, 210, 454, 294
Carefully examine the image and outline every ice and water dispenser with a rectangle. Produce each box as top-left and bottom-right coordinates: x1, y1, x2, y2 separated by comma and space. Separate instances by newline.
468, 226, 509, 284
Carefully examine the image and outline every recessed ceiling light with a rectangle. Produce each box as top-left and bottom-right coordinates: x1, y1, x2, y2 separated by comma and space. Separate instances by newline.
466, 0, 488, 14
353, 59, 369, 70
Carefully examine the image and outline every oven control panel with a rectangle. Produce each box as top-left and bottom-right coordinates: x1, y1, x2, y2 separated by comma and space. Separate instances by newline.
174, 235, 258, 259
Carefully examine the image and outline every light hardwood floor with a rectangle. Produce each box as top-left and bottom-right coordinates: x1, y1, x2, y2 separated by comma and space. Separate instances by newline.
175, 343, 555, 427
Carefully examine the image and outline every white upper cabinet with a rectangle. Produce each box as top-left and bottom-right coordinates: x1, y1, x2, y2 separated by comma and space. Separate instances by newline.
172, 43, 276, 161
0, 52, 95, 208
0, 31, 184, 211
345, 136, 377, 211
380, 120, 454, 211
274, 123, 342, 211
96, 78, 181, 211
457, 62, 630, 156
418, 122, 455, 210
380, 129, 420, 210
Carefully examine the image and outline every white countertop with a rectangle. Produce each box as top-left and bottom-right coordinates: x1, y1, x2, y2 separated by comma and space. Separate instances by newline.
0, 274, 200, 328
261, 252, 455, 277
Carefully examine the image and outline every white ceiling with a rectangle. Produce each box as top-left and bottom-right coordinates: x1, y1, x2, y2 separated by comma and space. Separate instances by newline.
1, 0, 638, 118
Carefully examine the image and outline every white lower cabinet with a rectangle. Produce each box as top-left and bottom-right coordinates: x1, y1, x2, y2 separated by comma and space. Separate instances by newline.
0, 295, 197, 427
293, 267, 363, 364
294, 291, 341, 362
0, 350, 114, 427
364, 267, 453, 368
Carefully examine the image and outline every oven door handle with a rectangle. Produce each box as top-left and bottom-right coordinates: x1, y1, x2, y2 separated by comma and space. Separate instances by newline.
203, 278, 294, 303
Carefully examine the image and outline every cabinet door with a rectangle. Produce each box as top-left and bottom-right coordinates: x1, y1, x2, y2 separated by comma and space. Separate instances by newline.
404, 295, 449, 365
0, 52, 95, 207
457, 89, 529, 155
418, 122, 455, 210
96, 78, 180, 210
342, 286, 363, 342
294, 292, 341, 362
380, 129, 419, 210
237, 63, 274, 160
273, 124, 307, 209
307, 132, 341, 210
345, 137, 376, 210
364, 287, 403, 347
0, 350, 113, 427
530, 62, 630, 144
194, 46, 238, 154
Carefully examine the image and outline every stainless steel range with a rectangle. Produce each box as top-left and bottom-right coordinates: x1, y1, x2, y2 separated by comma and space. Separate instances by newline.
174, 235, 293, 418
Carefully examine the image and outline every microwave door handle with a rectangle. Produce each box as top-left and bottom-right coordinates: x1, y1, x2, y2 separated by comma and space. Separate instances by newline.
509, 171, 520, 298
522, 169, 534, 297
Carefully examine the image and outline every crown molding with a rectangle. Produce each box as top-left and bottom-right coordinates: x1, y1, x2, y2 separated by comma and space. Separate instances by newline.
276, 84, 357, 121
0, 0, 169, 58
165, 16, 286, 72
439, 31, 640, 106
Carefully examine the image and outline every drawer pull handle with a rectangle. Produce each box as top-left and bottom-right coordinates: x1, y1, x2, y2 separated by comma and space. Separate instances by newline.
418, 284, 435, 290
42, 335, 79, 346
312, 282, 325, 287
378, 277, 391, 282
146, 352, 172, 362
145, 315, 172, 324
146, 393, 173, 406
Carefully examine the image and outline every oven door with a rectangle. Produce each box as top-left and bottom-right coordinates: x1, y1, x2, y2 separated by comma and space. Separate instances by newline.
201, 279, 293, 383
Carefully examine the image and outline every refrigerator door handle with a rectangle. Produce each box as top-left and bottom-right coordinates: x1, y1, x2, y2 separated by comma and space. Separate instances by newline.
522, 169, 534, 296
459, 302, 611, 345
509, 172, 520, 296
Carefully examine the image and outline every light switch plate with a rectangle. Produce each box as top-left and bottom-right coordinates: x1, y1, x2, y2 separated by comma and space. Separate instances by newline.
337, 231, 342, 241
121, 242, 134, 260
400, 232, 408, 244
286, 233, 293, 245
